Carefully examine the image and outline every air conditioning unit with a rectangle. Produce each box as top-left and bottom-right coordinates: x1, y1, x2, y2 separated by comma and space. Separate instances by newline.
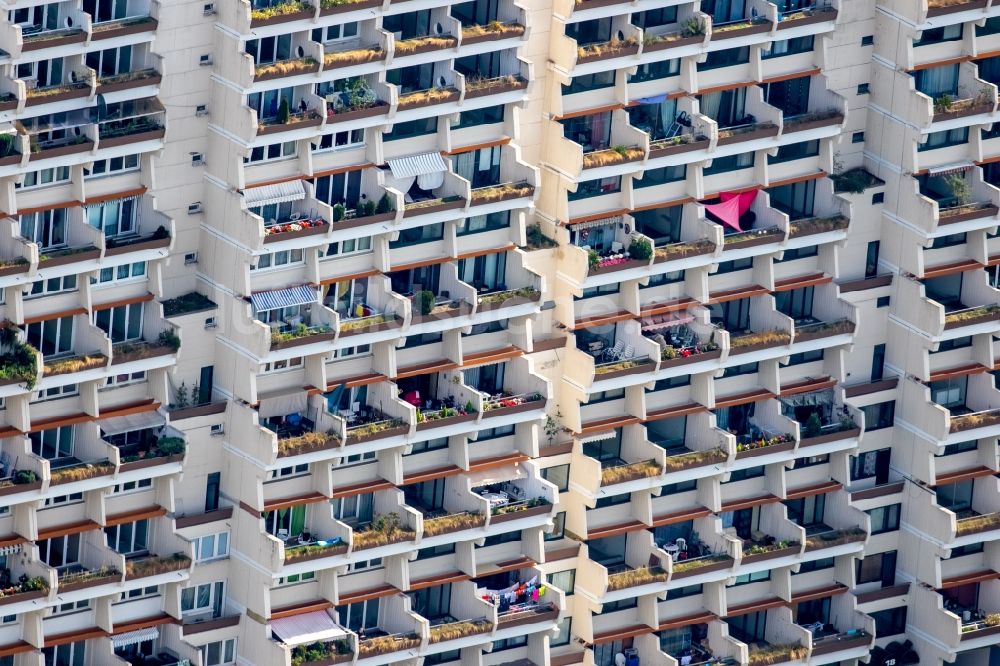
203, 3, 216, 14
210, 423, 224, 436
204, 317, 217, 329
187, 202, 202, 215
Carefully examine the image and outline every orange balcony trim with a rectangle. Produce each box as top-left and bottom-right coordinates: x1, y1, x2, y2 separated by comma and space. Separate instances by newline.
462, 345, 522, 367
790, 583, 848, 604
330, 479, 394, 499
23, 307, 88, 325
112, 614, 177, 634
939, 569, 1000, 590
773, 272, 831, 292
779, 376, 836, 397
394, 358, 459, 379
725, 596, 785, 618
785, 480, 841, 500
720, 493, 779, 513
319, 269, 381, 286
455, 243, 517, 261
928, 363, 990, 383
262, 491, 329, 513
336, 584, 398, 607
37, 519, 101, 541
271, 599, 334, 620
645, 403, 709, 422
579, 415, 641, 435
92, 291, 155, 312
658, 611, 717, 632
932, 465, 996, 488
714, 388, 774, 409
923, 258, 985, 279
707, 284, 769, 304
105, 505, 167, 527
446, 137, 511, 155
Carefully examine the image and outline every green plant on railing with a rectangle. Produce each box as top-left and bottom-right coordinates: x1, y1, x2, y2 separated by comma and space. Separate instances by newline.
376, 193, 393, 214
683, 17, 705, 36
353, 512, 416, 548
587, 249, 600, 271
271, 323, 333, 344
332, 203, 345, 221
628, 237, 653, 261
0, 574, 47, 598
416, 290, 436, 316
158, 328, 181, 351
744, 540, 796, 556
478, 287, 540, 305
356, 199, 377, 217
13, 470, 37, 484
492, 497, 547, 515
348, 418, 405, 439
803, 412, 823, 437
934, 94, 953, 112
0, 133, 16, 158
0, 323, 37, 389
944, 172, 971, 206
251, 0, 309, 21
276, 98, 291, 124
291, 640, 352, 666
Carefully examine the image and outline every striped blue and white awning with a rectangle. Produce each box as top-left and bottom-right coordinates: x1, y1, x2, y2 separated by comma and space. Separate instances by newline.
251, 285, 317, 312
243, 179, 305, 208
387, 152, 447, 178
112, 627, 159, 648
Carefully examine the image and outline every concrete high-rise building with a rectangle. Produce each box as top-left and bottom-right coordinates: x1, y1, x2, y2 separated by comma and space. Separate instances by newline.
0, 0, 996, 664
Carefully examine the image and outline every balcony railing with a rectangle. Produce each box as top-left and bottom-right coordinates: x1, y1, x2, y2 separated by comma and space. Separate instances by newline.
746, 643, 808, 666
599, 459, 662, 485
949, 408, 1000, 433
606, 565, 667, 591
803, 527, 866, 551
427, 617, 493, 644
352, 513, 416, 550
955, 511, 1000, 536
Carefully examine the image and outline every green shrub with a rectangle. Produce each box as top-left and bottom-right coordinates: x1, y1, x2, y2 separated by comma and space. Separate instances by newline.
277, 98, 290, 124
628, 237, 653, 260
376, 192, 393, 214
332, 203, 345, 221
804, 412, 822, 437
158, 329, 181, 351
416, 290, 436, 316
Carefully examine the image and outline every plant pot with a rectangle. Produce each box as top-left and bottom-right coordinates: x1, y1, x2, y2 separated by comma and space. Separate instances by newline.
0, 97, 18, 111
0, 154, 21, 166
352, 532, 415, 551
284, 543, 349, 563
394, 38, 457, 57
663, 450, 728, 472
38, 248, 100, 267
105, 235, 171, 256
470, 186, 534, 206
396, 89, 460, 111
250, 8, 313, 27
270, 330, 336, 350
477, 292, 541, 312
793, 322, 855, 342
325, 102, 389, 124
97, 73, 162, 94
263, 222, 330, 244
29, 140, 94, 161
59, 573, 119, 592
728, 338, 790, 355
333, 211, 395, 230
961, 624, 1000, 641
319, 0, 381, 15
933, 103, 994, 123
99, 128, 165, 149
90, 17, 158, 40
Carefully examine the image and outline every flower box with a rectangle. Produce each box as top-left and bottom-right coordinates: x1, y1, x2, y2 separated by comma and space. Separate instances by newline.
22, 30, 86, 51
734, 440, 795, 459
944, 307, 1000, 330
0, 262, 29, 277
728, 336, 791, 355
105, 234, 170, 256
477, 291, 541, 312
0, 154, 20, 166
112, 342, 174, 365
0, 480, 41, 497
461, 24, 525, 45
798, 427, 860, 448
961, 624, 1000, 641
593, 359, 654, 380
659, 348, 722, 370
334, 211, 395, 230
465, 77, 528, 100
933, 103, 994, 123
402, 197, 467, 218
100, 128, 165, 149
284, 542, 349, 562
263, 220, 329, 244
255, 59, 320, 82
91, 17, 158, 40
250, 7, 314, 27
394, 36, 458, 57
783, 113, 844, 133
270, 330, 336, 350
489, 503, 551, 524
397, 88, 460, 111
648, 136, 710, 158
0, 589, 45, 606
338, 316, 401, 338
777, 8, 837, 29
58, 571, 120, 592
415, 411, 478, 432
577, 42, 639, 64
644, 34, 705, 51
326, 101, 389, 124
257, 113, 323, 136
0, 97, 18, 111
740, 544, 799, 564
97, 73, 162, 94
589, 257, 647, 276
119, 453, 184, 473
710, 21, 771, 41
927, 0, 987, 16
346, 424, 409, 445
24, 85, 90, 107
671, 557, 734, 579
319, 0, 381, 15
484, 397, 546, 418
29, 140, 93, 161
717, 123, 779, 145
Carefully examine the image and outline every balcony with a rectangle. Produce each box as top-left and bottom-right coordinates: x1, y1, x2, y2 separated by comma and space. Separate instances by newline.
90, 15, 157, 40
774, 3, 838, 29
324, 77, 390, 125
123, 552, 191, 582
779, 391, 861, 448
56, 564, 120, 594
113, 434, 186, 474
746, 643, 809, 666
97, 99, 165, 148
24, 80, 91, 108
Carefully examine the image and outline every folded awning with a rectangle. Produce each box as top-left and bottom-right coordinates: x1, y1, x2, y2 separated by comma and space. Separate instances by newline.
243, 179, 306, 208
0, 543, 21, 556
579, 430, 616, 444
251, 285, 317, 312
570, 215, 622, 230
641, 314, 695, 332
112, 627, 159, 648
388, 152, 447, 191
928, 162, 973, 177
271, 611, 348, 647
99, 410, 165, 437
465, 464, 526, 487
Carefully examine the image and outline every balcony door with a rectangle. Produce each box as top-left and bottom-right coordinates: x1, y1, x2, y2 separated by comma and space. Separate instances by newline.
26, 315, 74, 357
20, 209, 66, 249
929, 376, 968, 409
709, 297, 751, 332
457, 252, 506, 291
83, 0, 130, 23
699, 87, 747, 127
761, 76, 811, 116
914, 64, 959, 97
561, 112, 612, 153
452, 146, 501, 189
924, 273, 964, 309
936, 479, 974, 513
407, 583, 452, 621
769, 179, 816, 220
264, 505, 306, 539
701, 0, 746, 22
464, 361, 505, 394
728, 610, 767, 643
39, 533, 80, 569
632, 205, 683, 244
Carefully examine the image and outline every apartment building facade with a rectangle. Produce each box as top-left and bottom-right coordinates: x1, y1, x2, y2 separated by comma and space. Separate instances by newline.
0, 0, 993, 664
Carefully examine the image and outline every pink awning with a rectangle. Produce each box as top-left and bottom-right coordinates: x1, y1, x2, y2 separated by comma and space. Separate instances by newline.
703, 190, 759, 231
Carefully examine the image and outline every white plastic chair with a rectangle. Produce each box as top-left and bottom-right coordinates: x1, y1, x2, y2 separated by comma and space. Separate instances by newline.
621, 345, 635, 360
605, 340, 625, 361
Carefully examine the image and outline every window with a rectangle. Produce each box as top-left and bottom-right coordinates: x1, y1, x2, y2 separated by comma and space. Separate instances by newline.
457, 211, 510, 236
104, 519, 148, 555
548, 569, 575, 595
726, 466, 765, 483
252, 248, 303, 270
876, 295, 890, 308
721, 361, 758, 378
636, 164, 687, 187
30, 426, 73, 461
628, 58, 680, 82
552, 617, 572, 646
919, 127, 969, 151
769, 139, 820, 164
86, 197, 136, 237
93, 302, 144, 343
661, 479, 697, 494
703, 151, 754, 175
699, 46, 750, 70
20, 208, 67, 249
182, 581, 225, 618
386, 116, 438, 140
857, 83, 869, 95
784, 494, 825, 527
564, 70, 616, 94
939, 440, 978, 456
797, 557, 834, 573
342, 598, 381, 633
42, 492, 82, 507
27, 274, 76, 298
330, 493, 374, 525
194, 532, 230, 561
715, 257, 753, 274
43, 642, 86, 666
85, 154, 140, 177
119, 585, 158, 601
861, 35, 874, 46
856, 550, 897, 586
17, 166, 70, 189
38, 533, 80, 569
861, 401, 895, 431
85, 44, 132, 76
852, 132, 865, 143
870, 606, 907, 637
774, 286, 814, 320
762, 36, 814, 59
732, 569, 770, 585
323, 236, 372, 258
277, 571, 315, 586
314, 128, 364, 150
934, 336, 971, 353
26, 315, 74, 356
867, 504, 901, 534
850, 448, 891, 483
786, 349, 823, 366
915, 24, 962, 46
113, 478, 152, 494
570, 176, 621, 200
244, 33, 291, 65
92, 261, 146, 285
541, 464, 569, 492
201, 639, 237, 666
666, 583, 703, 599
451, 104, 504, 129
245, 141, 296, 163
310, 22, 357, 42
545, 512, 566, 541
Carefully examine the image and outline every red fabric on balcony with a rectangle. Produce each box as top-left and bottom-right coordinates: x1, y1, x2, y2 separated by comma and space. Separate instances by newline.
703, 190, 759, 231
